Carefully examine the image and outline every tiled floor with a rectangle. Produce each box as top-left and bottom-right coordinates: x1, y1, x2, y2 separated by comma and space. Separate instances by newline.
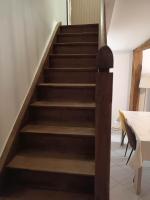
110, 130, 150, 200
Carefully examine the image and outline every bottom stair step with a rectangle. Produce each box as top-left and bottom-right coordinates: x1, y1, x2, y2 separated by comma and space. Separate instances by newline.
7, 150, 95, 176
6, 151, 94, 194
1, 186, 94, 200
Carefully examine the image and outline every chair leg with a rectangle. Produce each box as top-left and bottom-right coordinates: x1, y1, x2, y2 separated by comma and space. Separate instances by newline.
126, 148, 134, 165
121, 130, 125, 146
124, 141, 129, 157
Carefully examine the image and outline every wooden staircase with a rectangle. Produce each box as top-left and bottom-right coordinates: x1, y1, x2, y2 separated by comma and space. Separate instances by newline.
1, 24, 99, 199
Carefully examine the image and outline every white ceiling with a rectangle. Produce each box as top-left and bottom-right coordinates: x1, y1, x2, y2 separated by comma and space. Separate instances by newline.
107, 0, 150, 51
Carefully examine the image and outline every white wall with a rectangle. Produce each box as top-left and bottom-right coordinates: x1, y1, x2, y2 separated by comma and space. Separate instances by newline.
139, 49, 150, 111
108, 0, 150, 51
0, 0, 66, 156
142, 49, 150, 75
111, 51, 133, 127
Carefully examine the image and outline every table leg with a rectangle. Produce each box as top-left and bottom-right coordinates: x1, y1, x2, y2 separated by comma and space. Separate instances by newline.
134, 167, 143, 195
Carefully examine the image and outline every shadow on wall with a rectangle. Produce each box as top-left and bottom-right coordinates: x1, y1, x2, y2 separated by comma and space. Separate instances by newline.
111, 51, 133, 128
0, 0, 67, 156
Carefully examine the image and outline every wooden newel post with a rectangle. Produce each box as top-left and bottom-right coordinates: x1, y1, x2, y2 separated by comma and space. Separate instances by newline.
95, 46, 113, 200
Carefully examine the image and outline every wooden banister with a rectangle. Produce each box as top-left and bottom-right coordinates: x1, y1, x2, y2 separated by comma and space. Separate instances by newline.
95, 71, 113, 200
95, 1, 114, 196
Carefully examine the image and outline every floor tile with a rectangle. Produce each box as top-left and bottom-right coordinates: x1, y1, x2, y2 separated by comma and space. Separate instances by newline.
110, 130, 150, 199
110, 184, 142, 200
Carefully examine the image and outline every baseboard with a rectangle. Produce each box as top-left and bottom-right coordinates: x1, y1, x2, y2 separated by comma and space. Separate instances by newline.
0, 21, 61, 174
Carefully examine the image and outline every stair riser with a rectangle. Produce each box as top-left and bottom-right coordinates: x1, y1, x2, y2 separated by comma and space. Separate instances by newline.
37, 87, 95, 102
20, 134, 95, 158
44, 70, 96, 83
60, 25, 98, 33
57, 34, 98, 43
8, 169, 94, 193
49, 57, 96, 68
29, 107, 95, 126
53, 45, 98, 54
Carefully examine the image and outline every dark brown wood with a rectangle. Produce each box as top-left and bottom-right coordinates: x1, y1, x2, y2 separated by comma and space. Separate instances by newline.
95, 44, 113, 200
21, 124, 95, 136
7, 150, 94, 176
95, 72, 113, 200
57, 32, 98, 43
0, 187, 94, 200
96, 46, 113, 70
7, 170, 94, 194
53, 42, 98, 54
44, 68, 96, 83
29, 103, 95, 127
20, 135, 95, 159
49, 54, 97, 68
37, 83, 95, 102
60, 24, 98, 33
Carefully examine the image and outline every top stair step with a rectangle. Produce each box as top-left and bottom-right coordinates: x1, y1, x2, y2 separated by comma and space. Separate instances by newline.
58, 32, 98, 36
60, 24, 98, 34
46, 67, 97, 72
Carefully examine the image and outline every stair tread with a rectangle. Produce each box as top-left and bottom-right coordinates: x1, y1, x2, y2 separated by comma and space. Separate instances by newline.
45, 67, 97, 71
7, 150, 95, 176
61, 24, 98, 28
29, 121, 94, 128
54, 42, 98, 46
30, 101, 96, 109
3, 186, 94, 200
50, 54, 96, 57
38, 83, 96, 88
21, 124, 95, 136
58, 32, 98, 36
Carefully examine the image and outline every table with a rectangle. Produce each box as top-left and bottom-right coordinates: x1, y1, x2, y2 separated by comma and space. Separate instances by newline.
122, 111, 150, 194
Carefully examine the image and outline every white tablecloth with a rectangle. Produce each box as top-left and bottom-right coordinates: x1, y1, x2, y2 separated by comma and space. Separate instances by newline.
123, 111, 150, 170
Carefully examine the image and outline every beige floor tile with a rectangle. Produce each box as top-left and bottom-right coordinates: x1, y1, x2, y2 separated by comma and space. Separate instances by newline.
111, 131, 150, 200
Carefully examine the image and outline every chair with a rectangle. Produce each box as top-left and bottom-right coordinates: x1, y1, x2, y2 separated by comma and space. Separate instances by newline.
119, 111, 127, 146
124, 120, 137, 165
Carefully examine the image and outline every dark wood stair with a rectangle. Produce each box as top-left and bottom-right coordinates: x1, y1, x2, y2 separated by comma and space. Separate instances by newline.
2, 24, 99, 199
57, 32, 98, 43
1, 187, 94, 200
30, 101, 96, 108
53, 42, 98, 54
20, 124, 95, 137
37, 83, 95, 99
60, 24, 98, 33
49, 54, 97, 68
19, 123, 95, 158
7, 150, 95, 176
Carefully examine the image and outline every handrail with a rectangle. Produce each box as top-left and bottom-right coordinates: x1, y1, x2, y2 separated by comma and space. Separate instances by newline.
99, 0, 107, 48
66, 0, 69, 25
97, 0, 113, 72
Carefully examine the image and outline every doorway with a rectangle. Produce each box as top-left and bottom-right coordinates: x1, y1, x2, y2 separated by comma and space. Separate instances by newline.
69, 0, 100, 25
